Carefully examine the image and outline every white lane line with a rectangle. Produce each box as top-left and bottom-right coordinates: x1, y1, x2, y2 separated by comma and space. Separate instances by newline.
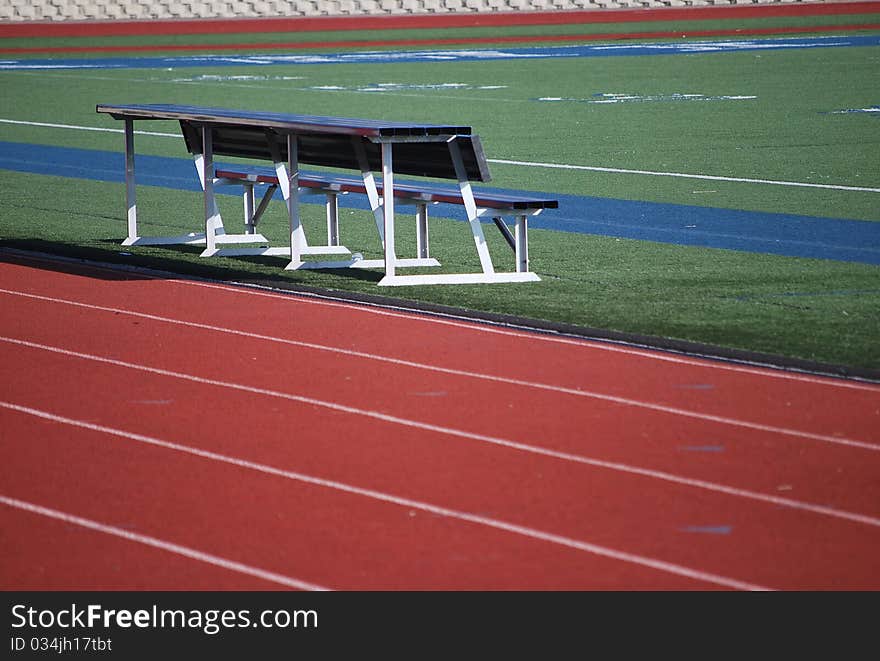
2, 339, 879, 530
0, 400, 771, 591
489, 158, 880, 193
140, 285, 880, 393
1, 116, 876, 193
3, 251, 879, 393
171, 272, 880, 392
2, 287, 877, 450
0, 493, 331, 591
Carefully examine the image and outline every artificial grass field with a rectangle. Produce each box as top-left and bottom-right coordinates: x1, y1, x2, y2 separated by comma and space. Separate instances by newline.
0, 7, 878, 375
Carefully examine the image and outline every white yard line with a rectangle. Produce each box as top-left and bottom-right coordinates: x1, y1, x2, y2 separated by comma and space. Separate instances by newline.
488, 158, 880, 193
0, 117, 177, 137
1, 116, 877, 193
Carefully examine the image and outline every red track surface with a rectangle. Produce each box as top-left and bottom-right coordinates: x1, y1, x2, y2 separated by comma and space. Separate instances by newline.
2, 2, 878, 38
1, 252, 878, 591
3, 22, 879, 55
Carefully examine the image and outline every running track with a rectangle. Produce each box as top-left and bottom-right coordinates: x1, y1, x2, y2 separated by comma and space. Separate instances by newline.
1, 250, 879, 590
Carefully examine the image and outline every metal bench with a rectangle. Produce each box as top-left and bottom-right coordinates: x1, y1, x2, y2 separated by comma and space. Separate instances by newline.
96, 103, 557, 285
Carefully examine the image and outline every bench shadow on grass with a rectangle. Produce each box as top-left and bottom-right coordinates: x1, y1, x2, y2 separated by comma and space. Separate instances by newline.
0, 237, 384, 287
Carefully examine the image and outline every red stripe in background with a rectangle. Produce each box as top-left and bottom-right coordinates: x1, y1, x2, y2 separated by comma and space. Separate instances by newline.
1, 2, 879, 39
2, 22, 879, 55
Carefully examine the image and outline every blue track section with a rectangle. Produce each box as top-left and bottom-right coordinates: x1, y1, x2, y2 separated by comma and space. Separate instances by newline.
2, 140, 878, 265
2, 35, 879, 70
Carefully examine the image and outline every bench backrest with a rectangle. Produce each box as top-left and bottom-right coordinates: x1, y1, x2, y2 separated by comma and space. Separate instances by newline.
96, 103, 493, 182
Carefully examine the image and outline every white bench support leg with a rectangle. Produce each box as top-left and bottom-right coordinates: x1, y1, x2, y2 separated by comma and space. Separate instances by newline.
194, 152, 223, 238
382, 142, 397, 279
416, 203, 429, 259
352, 137, 386, 248
199, 126, 223, 256
515, 215, 529, 273
449, 140, 494, 275
281, 134, 306, 269
123, 119, 138, 244
243, 183, 256, 234
265, 141, 308, 260
326, 193, 340, 247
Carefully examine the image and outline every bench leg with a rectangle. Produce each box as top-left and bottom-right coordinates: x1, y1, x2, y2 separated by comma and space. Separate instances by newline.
243, 183, 256, 234
326, 193, 340, 247
265, 137, 324, 267
416, 204, 429, 260
199, 127, 223, 256
352, 137, 386, 248
251, 184, 277, 229
492, 217, 516, 252
467, 214, 494, 274
381, 142, 397, 279
241, 182, 277, 235
280, 136, 305, 268
449, 140, 495, 275
193, 152, 222, 238
123, 119, 138, 244
515, 215, 529, 273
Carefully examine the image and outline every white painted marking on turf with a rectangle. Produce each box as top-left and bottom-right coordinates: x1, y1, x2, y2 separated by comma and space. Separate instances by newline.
828, 106, 880, 115
2, 287, 877, 450
2, 338, 879, 534
0, 117, 177, 137
1, 116, 876, 193
4, 250, 878, 393
591, 39, 853, 54
536, 92, 757, 104
0, 492, 330, 591
0, 63, 123, 70
305, 82, 508, 93
0, 401, 773, 590
170, 74, 306, 82
488, 158, 880, 193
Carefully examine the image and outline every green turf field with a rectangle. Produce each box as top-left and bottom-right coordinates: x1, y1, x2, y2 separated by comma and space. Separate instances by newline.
1, 11, 878, 375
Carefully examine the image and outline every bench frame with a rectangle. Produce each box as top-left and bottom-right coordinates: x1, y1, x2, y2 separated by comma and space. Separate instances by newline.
215, 161, 543, 285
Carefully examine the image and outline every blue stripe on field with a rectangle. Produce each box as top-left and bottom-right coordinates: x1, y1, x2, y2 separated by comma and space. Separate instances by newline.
1, 140, 878, 265
1, 35, 879, 70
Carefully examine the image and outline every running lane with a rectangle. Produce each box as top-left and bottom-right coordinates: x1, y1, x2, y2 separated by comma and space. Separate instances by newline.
1, 252, 878, 590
